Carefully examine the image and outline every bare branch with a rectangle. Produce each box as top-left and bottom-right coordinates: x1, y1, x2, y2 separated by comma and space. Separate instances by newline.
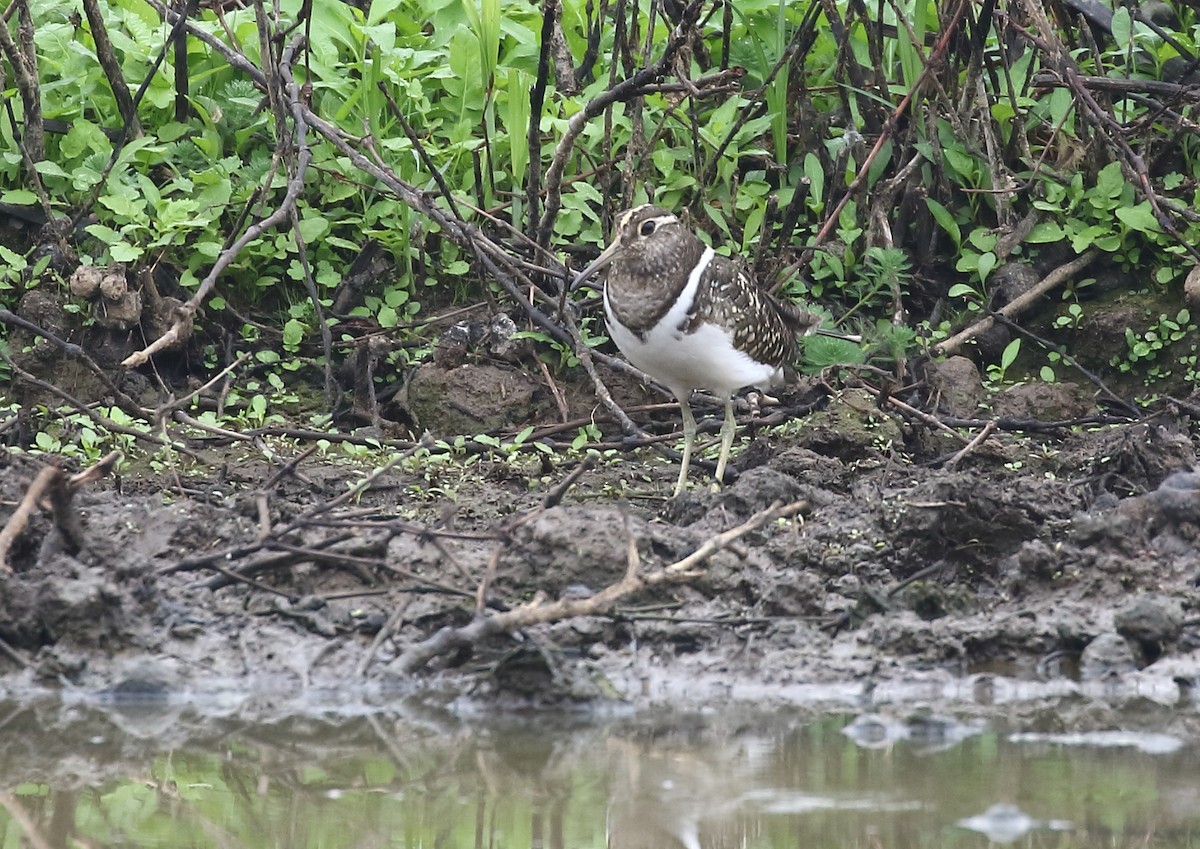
393, 499, 807, 673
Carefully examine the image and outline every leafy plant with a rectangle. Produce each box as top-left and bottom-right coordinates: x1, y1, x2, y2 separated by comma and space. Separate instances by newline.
1112, 309, 1196, 375
986, 338, 1022, 385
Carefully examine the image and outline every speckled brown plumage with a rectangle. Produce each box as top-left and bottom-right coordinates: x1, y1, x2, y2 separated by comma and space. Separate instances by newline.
572, 203, 826, 496
687, 253, 822, 369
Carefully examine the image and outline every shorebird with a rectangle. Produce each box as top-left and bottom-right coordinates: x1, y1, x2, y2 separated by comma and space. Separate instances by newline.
573, 204, 826, 496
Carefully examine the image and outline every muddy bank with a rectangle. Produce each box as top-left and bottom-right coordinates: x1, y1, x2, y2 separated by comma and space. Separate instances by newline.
3, 378, 1200, 730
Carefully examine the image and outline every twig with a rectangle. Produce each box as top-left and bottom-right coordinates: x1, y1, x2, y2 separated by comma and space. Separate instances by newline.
945, 421, 996, 470
934, 248, 1099, 357
855, 380, 970, 444
66, 450, 123, 491
989, 312, 1139, 417
393, 499, 806, 673
534, 0, 707, 249
0, 451, 122, 571
0, 465, 58, 572
542, 458, 594, 509
0, 636, 31, 669
80, 0, 140, 132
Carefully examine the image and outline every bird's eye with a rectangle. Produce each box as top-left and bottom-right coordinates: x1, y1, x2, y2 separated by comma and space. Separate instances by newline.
639, 220, 656, 236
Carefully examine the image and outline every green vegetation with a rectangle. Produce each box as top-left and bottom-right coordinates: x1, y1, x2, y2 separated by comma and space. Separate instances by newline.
3, 0, 1200, 461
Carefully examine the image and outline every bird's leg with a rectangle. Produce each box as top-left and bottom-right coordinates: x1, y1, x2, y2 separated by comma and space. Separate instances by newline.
714, 396, 737, 487
673, 395, 697, 497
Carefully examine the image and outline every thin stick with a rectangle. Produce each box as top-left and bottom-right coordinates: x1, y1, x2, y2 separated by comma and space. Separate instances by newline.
935, 248, 1100, 357
945, 421, 996, 470
0, 465, 58, 572
394, 499, 807, 673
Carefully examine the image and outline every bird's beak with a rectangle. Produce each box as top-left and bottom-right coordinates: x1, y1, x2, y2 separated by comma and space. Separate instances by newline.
571, 238, 623, 292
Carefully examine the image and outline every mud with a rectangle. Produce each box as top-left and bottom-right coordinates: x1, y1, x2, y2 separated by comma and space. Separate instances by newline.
4, 366, 1200, 731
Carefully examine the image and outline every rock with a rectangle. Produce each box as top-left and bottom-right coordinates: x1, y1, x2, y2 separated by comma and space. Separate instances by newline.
990, 261, 1039, 307
792, 388, 903, 458
926, 356, 984, 416
1004, 539, 1060, 589
1151, 469, 1200, 523
402, 362, 546, 435
1114, 595, 1182, 657
973, 322, 1012, 364
1080, 632, 1142, 678
718, 466, 804, 516
991, 382, 1093, 421
98, 265, 128, 300
1184, 266, 1200, 310
69, 264, 103, 298
93, 288, 142, 330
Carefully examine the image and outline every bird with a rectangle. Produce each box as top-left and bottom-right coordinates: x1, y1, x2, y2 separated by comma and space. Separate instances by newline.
572, 204, 826, 497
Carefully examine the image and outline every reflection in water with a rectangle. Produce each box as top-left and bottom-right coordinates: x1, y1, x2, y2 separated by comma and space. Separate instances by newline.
957, 803, 1073, 844
0, 700, 1197, 848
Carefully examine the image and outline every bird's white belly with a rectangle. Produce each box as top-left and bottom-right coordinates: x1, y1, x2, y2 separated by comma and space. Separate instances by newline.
607, 316, 780, 399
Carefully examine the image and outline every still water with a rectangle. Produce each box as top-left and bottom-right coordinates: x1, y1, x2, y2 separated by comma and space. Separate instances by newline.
0, 698, 1197, 848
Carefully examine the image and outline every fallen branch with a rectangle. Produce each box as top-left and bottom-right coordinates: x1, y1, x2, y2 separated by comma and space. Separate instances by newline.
934, 248, 1099, 357
0, 465, 59, 572
393, 499, 807, 673
945, 421, 997, 470
0, 451, 122, 572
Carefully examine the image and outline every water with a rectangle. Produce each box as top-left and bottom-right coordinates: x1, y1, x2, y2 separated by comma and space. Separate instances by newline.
1, 699, 1197, 848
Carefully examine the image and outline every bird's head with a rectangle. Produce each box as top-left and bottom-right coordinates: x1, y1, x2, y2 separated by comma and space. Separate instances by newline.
571, 205, 699, 292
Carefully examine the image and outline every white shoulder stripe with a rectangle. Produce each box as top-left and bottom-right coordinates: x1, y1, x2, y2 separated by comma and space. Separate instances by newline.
661, 245, 713, 333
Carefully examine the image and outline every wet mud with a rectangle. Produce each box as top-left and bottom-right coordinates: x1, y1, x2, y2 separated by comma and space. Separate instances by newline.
4, 366, 1200, 736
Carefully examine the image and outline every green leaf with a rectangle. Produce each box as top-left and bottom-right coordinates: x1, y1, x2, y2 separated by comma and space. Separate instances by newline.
282, 318, 307, 349
924, 198, 960, 247
1114, 202, 1159, 234
803, 152, 824, 210
505, 68, 531, 189
109, 241, 144, 263
1000, 337, 1021, 370
800, 335, 866, 372
1048, 87, 1074, 128
84, 223, 123, 245
976, 251, 997, 284
0, 190, 37, 205
967, 228, 997, 252
366, 0, 402, 26
742, 204, 765, 252
0, 246, 26, 271
1111, 6, 1131, 48
1095, 161, 1125, 199
1026, 222, 1066, 243
866, 138, 892, 188
298, 215, 331, 244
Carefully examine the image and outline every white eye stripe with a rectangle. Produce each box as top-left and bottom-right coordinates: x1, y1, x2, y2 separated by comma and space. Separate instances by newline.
638, 214, 676, 235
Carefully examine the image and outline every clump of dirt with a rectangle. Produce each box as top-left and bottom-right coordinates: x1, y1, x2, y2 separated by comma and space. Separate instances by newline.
2, 381, 1200, 723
